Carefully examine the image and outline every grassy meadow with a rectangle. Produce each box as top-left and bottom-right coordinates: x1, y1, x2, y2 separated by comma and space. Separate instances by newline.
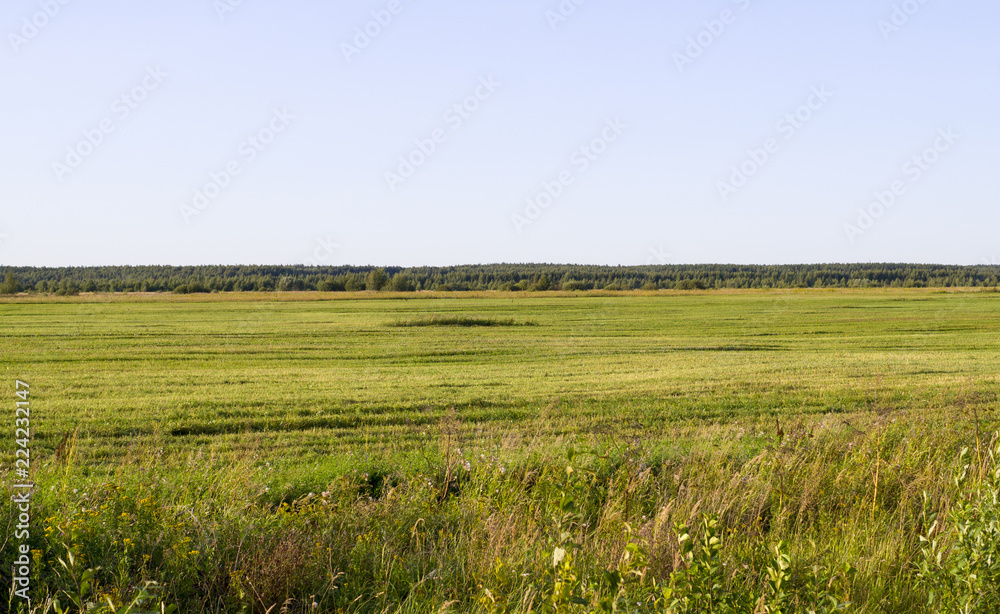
2, 289, 999, 613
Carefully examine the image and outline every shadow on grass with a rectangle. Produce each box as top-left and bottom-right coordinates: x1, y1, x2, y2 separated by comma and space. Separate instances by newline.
388, 315, 538, 328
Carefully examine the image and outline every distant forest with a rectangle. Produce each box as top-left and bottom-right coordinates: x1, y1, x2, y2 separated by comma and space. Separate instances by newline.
2, 263, 1000, 295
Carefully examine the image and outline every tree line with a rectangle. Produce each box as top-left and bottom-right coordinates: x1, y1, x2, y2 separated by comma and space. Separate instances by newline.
1, 264, 999, 295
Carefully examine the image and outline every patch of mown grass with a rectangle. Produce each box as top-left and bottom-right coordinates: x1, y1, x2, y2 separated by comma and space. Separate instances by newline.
388, 314, 538, 327
7, 291, 1000, 466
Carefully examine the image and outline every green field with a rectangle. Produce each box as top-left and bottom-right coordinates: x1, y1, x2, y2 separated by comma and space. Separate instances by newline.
2, 290, 999, 613
5, 289, 998, 466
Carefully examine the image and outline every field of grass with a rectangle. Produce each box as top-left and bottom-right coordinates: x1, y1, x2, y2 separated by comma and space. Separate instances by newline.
2, 289, 999, 613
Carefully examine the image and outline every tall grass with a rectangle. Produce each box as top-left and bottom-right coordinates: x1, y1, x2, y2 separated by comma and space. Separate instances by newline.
5, 412, 995, 613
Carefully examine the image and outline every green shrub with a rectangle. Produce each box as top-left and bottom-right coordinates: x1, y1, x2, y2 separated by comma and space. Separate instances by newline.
662, 516, 850, 614
561, 280, 589, 292
172, 282, 209, 294
675, 279, 707, 290
1, 272, 19, 294
390, 274, 416, 292
317, 276, 346, 292
344, 273, 365, 292
532, 275, 551, 292
917, 438, 1000, 614
365, 269, 389, 291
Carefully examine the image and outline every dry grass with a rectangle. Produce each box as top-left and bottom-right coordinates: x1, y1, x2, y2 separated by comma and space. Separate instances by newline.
11, 411, 986, 612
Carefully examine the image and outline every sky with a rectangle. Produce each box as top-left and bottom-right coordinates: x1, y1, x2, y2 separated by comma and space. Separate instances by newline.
1, 0, 998, 267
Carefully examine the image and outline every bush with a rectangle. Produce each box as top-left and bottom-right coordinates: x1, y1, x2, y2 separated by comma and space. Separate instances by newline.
173, 282, 209, 294
344, 274, 365, 292
1, 272, 19, 294
390, 274, 416, 292
561, 280, 590, 292
533, 275, 551, 291
366, 269, 389, 291
654, 514, 852, 614
55, 279, 80, 296
317, 277, 346, 292
676, 279, 707, 290
917, 437, 1000, 613
278, 277, 305, 292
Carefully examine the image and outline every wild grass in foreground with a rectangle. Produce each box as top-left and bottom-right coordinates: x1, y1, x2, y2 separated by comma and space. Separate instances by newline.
5, 413, 999, 614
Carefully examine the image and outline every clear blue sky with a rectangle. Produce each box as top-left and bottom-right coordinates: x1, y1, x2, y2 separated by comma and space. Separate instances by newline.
2, 0, 997, 267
